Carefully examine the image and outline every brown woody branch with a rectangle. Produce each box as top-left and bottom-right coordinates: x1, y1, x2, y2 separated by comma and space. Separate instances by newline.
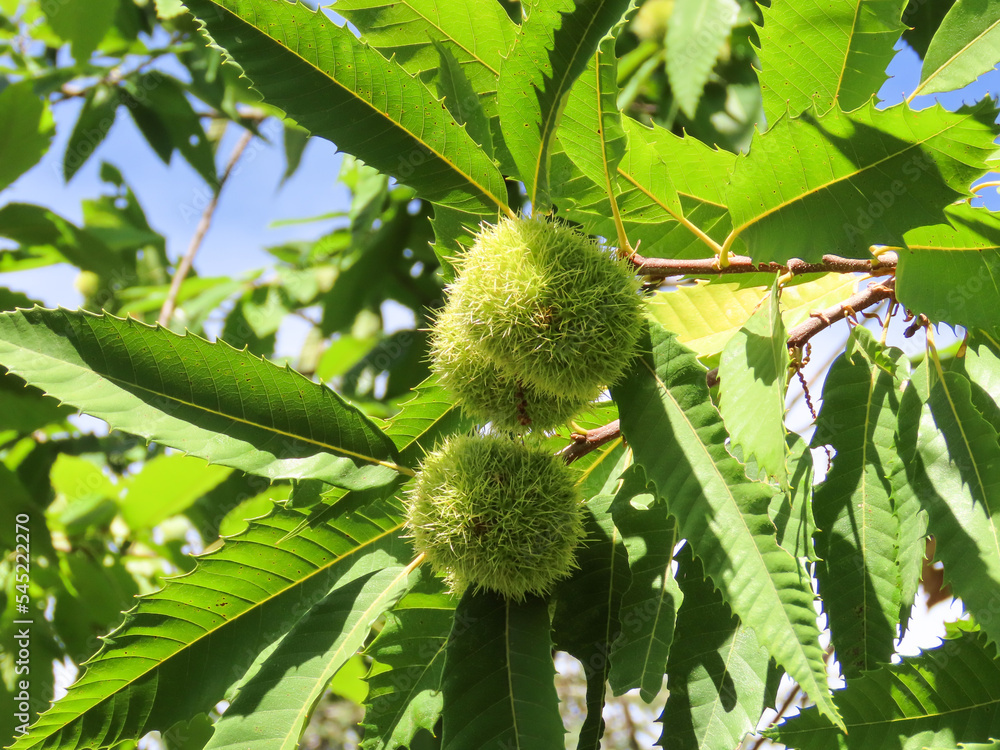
630, 251, 897, 278
561, 419, 622, 464
562, 264, 898, 462
158, 129, 254, 327
786, 277, 896, 351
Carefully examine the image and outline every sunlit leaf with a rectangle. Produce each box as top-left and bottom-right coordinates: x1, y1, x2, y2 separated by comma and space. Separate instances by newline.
756, 0, 907, 120
719, 278, 788, 485
8, 496, 412, 750
659, 545, 772, 750
897, 203, 1000, 330
811, 331, 903, 677
362, 583, 457, 750
915, 0, 1000, 97
726, 101, 1000, 263
204, 564, 417, 750
497, 0, 631, 208
0, 308, 404, 491
768, 624, 1000, 749
185, 0, 510, 220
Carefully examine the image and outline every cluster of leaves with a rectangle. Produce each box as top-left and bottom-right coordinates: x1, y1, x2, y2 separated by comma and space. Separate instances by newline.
1, 0, 1000, 749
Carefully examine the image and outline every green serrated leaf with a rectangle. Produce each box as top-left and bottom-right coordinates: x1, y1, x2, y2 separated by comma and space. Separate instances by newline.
563, 116, 732, 261
726, 100, 1000, 263
756, 0, 907, 120
646, 273, 858, 357
767, 625, 1000, 749
897, 203, 1000, 330
770, 433, 819, 561
334, 0, 516, 167
719, 278, 788, 485
909, 368, 1000, 646
811, 331, 903, 678
0, 308, 405, 491
441, 591, 565, 749
659, 544, 772, 750
497, 0, 632, 209
432, 40, 494, 160
613, 319, 842, 727
608, 468, 682, 702
915, 0, 1000, 97
666, 0, 740, 119
184, 0, 509, 220
204, 564, 416, 750
558, 6, 635, 253
362, 584, 457, 750
9, 496, 412, 750
552, 456, 631, 750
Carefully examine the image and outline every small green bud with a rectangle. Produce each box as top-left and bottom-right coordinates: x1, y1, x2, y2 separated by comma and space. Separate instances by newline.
74, 271, 101, 299
406, 434, 585, 601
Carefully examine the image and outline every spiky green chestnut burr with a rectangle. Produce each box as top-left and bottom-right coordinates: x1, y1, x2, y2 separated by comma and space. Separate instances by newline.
446, 216, 643, 401
406, 434, 585, 600
430, 302, 588, 431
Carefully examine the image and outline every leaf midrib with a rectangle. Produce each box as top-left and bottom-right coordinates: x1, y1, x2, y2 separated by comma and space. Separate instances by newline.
3, 337, 411, 475
39, 518, 405, 733
531, 5, 606, 197
205, 0, 507, 215
400, 0, 501, 78
917, 17, 1000, 97
731, 110, 970, 238
831, 0, 864, 106
639, 352, 825, 699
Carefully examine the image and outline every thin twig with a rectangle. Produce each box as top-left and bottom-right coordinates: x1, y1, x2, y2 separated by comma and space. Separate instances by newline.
749, 683, 803, 750
158, 129, 254, 327
785, 278, 896, 351
561, 420, 622, 464
629, 251, 897, 278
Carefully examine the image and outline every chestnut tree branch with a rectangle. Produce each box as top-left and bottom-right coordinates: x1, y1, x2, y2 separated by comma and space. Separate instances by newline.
786, 277, 896, 351
158, 128, 254, 327
562, 419, 622, 464
630, 251, 897, 278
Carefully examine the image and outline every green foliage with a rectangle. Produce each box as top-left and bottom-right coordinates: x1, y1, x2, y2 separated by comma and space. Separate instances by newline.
0, 83, 54, 192
767, 623, 1000, 749
3, 1, 1000, 748
915, 0, 1000, 97
726, 100, 1000, 262
441, 591, 564, 749
811, 329, 905, 678
756, 0, 907, 120
0, 308, 403, 491
614, 319, 841, 726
